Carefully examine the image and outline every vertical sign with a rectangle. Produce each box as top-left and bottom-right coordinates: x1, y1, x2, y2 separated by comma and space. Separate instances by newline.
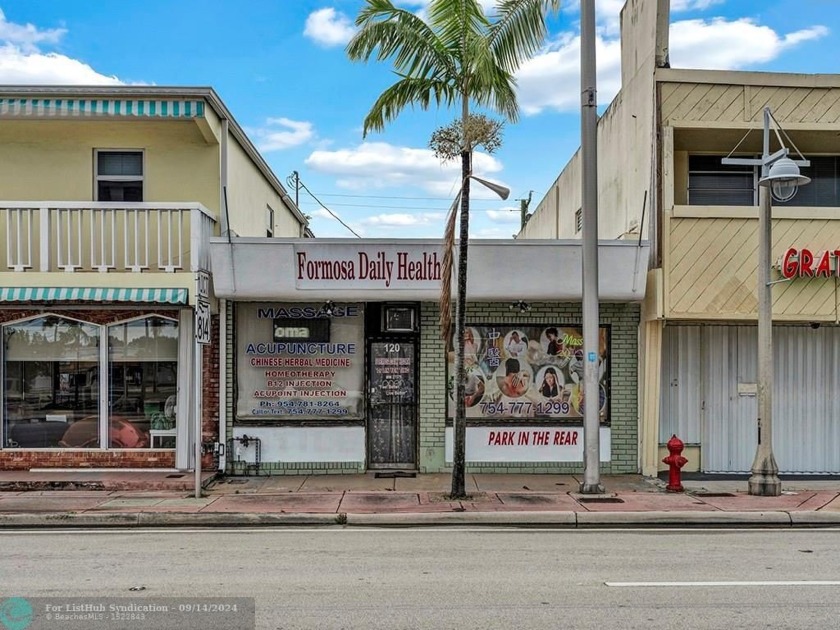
195, 270, 211, 345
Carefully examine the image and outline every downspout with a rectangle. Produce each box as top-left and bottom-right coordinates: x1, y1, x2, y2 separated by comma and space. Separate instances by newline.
220, 118, 230, 239
218, 298, 227, 472
219, 118, 231, 473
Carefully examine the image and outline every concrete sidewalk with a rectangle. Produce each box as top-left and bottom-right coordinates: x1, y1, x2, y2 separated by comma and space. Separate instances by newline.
0, 472, 839, 528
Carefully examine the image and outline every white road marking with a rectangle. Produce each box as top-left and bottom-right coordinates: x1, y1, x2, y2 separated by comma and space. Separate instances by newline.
606, 581, 840, 587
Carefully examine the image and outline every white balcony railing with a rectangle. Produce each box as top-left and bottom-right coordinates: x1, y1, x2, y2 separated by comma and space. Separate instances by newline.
1, 202, 216, 273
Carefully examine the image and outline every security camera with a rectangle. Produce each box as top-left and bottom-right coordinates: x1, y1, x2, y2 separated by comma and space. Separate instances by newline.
810, 322, 821, 330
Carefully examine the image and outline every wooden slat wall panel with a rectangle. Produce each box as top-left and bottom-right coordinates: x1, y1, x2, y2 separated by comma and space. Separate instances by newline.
662, 82, 840, 125
667, 216, 840, 319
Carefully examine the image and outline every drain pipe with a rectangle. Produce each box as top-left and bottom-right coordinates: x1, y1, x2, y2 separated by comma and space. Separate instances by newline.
218, 298, 227, 472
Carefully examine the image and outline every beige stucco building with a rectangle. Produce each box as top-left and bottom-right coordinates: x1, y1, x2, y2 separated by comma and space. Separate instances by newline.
519, 0, 840, 475
0, 85, 307, 472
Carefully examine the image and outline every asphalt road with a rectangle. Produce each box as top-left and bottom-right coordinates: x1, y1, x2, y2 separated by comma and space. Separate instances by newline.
1, 528, 839, 629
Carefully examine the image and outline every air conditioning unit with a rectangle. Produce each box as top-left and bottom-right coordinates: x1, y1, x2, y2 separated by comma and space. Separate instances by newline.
383, 305, 416, 332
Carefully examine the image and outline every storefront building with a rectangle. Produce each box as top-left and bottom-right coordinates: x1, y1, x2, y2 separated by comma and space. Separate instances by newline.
210, 238, 649, 474
0, 86, 308, 471
517, 0, 840, 475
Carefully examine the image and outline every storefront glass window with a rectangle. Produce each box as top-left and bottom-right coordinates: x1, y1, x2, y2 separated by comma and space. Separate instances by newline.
108, 316, 178, 449
3, 316, 100, 448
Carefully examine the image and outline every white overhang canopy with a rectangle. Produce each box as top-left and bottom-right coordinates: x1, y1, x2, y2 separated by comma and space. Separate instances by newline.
209, 238, 649, 303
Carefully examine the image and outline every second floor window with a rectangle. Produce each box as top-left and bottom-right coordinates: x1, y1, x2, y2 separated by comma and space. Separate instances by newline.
775, 156, 840, 207
688, 155, 755, 206
96, 151, 143, 202
688, 154, 840, 207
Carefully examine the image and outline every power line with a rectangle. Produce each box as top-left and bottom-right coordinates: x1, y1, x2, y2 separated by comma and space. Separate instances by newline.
298, 201, 516, 212
310, 192, 512, 202
298, 178, 362, 238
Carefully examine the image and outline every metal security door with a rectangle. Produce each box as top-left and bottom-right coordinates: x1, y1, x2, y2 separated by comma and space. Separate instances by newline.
367, 340, 417, 468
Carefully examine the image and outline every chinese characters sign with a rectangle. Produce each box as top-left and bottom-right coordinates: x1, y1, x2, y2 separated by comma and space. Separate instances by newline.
447, 324, 610, 423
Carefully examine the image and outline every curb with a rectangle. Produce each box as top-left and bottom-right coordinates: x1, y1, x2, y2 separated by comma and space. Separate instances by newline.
345, 511, 578, 527
0, 512, 341, 528
0, 509, 838, 529
574, 510, 793, 528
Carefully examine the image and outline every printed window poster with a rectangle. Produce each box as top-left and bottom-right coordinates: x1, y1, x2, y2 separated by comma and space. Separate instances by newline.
236, 302, 365, 420
447, 325, 609, 423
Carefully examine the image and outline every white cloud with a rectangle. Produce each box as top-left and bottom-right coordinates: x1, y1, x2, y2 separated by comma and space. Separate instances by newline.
0, 43, 122, 84
304, 8, 356, 47
311, 208, 337, 220
670, 19, 829, 70
516, 33, 622, 115
0, 10, 123, 84
304, 141, 506, 197
516, 15, 827, 115
0, 8, 65, 52
486, 208, 519, 223
250, 118, 315, 152
361, 212, 445, 227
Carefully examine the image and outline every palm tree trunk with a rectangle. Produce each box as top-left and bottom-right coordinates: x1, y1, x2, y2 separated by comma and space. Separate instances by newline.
451, 148, 471, 499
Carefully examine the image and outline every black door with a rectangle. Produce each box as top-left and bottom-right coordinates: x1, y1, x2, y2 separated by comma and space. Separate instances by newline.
367, 339, 417, 468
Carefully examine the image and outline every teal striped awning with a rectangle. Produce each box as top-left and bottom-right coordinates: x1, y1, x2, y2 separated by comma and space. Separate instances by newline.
0, 98, 205, 119
0, 287, 188, 304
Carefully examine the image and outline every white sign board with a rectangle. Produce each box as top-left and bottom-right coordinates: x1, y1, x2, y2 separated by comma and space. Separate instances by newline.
445, 426, 611, 462
195, 299, 211, 345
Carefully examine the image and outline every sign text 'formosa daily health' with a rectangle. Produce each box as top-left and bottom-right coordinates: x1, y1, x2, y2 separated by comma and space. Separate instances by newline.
295, 250, 442, 288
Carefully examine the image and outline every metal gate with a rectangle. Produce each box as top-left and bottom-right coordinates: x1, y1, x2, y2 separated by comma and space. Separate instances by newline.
367, 340, 417, 468
662, 324, 840, 473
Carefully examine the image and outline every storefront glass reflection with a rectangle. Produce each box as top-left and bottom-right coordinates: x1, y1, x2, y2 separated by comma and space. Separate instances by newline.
2, 314, 179, 449
3, 316, 99, 448
108, 317, 178, 449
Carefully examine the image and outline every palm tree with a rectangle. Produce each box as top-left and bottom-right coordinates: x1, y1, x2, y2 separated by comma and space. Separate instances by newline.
348, 0, 560, 498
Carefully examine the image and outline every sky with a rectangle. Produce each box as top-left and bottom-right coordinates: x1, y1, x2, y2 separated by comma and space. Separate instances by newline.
0, 0, 837, 239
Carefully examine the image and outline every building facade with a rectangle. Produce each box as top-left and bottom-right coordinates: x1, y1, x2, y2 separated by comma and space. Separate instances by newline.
519, 0, 840, 475
0, 86, 307, 471
210, 238, 648, 474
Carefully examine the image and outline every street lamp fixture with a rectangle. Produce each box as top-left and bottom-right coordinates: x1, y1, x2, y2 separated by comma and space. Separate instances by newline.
760, 156, 810, 202
722, 106, 810, 496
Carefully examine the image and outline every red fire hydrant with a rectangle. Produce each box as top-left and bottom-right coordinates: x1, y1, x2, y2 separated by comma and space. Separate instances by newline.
662, 434, 688, 493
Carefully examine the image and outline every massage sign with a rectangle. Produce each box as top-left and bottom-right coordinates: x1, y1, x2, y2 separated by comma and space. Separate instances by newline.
236, 303, 365, 420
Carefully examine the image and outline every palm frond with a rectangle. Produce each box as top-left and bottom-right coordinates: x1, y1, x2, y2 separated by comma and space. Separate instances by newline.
464, 36, 519, 122
490, 0, 561, 71
428, 0, 490, 54
439, 191, 462, 341
362, 76, 458, 136
347, 2, 456, 81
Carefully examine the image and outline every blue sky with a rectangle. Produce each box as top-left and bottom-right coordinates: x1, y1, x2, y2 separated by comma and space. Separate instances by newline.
0, 1, 837, 238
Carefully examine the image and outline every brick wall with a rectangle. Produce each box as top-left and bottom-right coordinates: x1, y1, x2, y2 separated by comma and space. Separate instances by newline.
0, 306, 219, 470
418, 301, 641, 474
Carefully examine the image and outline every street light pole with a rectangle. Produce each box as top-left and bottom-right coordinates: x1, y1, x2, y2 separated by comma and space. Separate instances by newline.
753, 120, 778, 496
723, 106, 809, 496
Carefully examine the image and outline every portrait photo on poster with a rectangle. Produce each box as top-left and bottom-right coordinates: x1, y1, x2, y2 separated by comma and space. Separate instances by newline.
447, 324, 610, 423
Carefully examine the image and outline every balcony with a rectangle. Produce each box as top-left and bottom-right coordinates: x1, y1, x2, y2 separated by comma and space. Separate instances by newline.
1, 202, 216, 274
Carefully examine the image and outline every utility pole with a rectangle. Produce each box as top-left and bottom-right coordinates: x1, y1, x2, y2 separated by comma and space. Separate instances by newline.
579, 0, 603, 494
520, 191, 533, 230
287, 170, 301, 207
